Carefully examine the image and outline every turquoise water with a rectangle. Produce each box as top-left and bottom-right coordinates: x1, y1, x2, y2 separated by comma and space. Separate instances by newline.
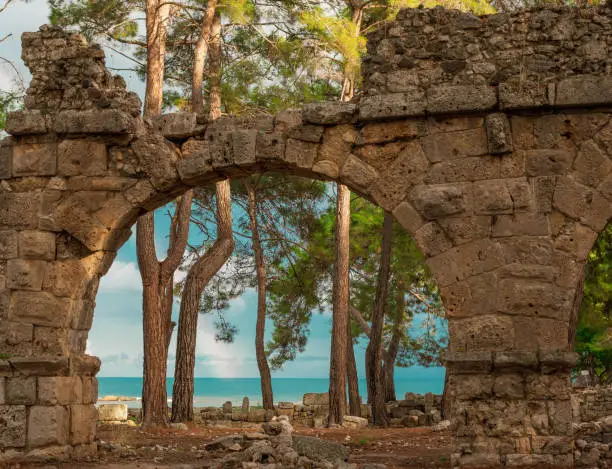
98, 370, 445, 408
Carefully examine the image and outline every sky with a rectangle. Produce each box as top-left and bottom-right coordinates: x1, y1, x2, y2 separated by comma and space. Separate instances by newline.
0, 2, 445, 382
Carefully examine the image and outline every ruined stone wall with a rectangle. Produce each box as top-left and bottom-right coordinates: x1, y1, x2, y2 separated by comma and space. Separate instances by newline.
364, 5, 612, 104
1, 6, 612, 467
574, 387, 612, 424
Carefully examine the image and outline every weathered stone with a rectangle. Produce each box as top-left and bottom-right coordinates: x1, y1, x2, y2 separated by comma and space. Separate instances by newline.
70, 405, 97, 444
5, 378, 37, 405
57, 140, 107, 176
151, 112, 196, 139
421, 128, 488, 163
492, 374, 524, 399
0, 139, 11, 179
9, 290, 72, 327
28, 405, 69, 447
303, 392, 329, 406
411, 184, 469, 220
18, 230, 56, 260
232, 130, 257, 166
426, 85, 497, 114
12, 143, 57, 177
499, 81, 550, 110
302, 102, 357, 125
342, 415, 368, 429
553, 176, 610, 231
131, 133, 180, 191
525, 149, 575, 176
573, 139, 612, 188
98, 403, 128, 421
7, 259, 46, 291
256, 132, 286, 162
359, 92, 426, 121
5, 110, 48, 135
292, 435, 349, 462
0, 405, 26, 447
53, 109, 135, 134
485, 113, 513, 154
358, 119, 426, 144
555, 75, 612, 107
340, 155, 378, 193
10, 358, 69, 376
392, 201, 423, 234
284, 139, 318, 170
0, 231, 18, 259
38, 377, 82, 405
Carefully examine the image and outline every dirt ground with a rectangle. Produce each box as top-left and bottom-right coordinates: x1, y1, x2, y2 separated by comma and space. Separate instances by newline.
10, 423, 452, 469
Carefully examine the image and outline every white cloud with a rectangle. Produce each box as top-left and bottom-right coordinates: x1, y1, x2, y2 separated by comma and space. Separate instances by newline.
99, 261, 142, 292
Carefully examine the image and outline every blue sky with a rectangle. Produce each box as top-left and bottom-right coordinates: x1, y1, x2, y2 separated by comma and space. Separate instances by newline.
0, 2, 445, 385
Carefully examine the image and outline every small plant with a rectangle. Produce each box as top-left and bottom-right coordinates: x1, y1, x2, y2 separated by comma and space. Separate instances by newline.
0, 354, 11, 360
358, 438, 370, 445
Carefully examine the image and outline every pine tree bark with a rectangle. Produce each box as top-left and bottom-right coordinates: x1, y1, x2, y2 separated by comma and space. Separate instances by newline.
347, 320, 361, 416
246, 180, 275, 410
365, 212, 393, 427
191, 0, 218, 115
329, 183, 350, 426
138, 191, 193, 429
144, 0, 169, 117
207, 12, 222, 119
171, 180, 234, 422
382, 289, 405, 403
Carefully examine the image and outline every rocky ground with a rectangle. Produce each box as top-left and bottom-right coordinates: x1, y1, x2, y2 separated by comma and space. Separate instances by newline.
10, 419, 451, 469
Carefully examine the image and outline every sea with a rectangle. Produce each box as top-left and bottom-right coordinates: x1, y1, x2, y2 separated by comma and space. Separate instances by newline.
98, 370, 445, 408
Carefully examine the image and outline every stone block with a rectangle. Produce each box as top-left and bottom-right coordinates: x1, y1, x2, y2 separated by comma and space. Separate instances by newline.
485, 113, 513, 154
493, 374, 524, 399
554, 222, 598, 262
513, 317, 568, 352
451, 374, 493, 399
5, 110, 48, 135
284, 139, 318, 170
151, 112, 196, 139
43, 259, 88, 298
69, 354, 100, 376
1, 321, 33, 354
359, 92, 426, 121
70, 404, 97, 444
339, 155, 378, 194
525, 149, 574, 176
28, 405, 69, 447
449, 315, 514, 353
9, 290, 72, 327
499, 81, 550, 110
555, 75, 612, 107
303, 392, 329, 406
438, 216, 491, 245
302, 102, 356, 125
573, 140, 612, 188
18, 230, 56, 260
0, 139, 11, 179
177, 154, 213, 185
53, 109, 136, 134
444, 351, 493, 374
525, 374, 570, 400
131, 133, 179, 191
34, 326, 70, 355
553, 176, 610, 231
10, 358, 69, 376
426, 85, 497, 114
0, 231, 18, 259
392, 201, 423, 234
358, 119, 426, 144
342, 415, 368, 429
5, 377, 36, 405
411, 183, 469, 220
498, 278, 571, 320
0, 378, 4, 404
493, 352, 538, 371
98, 403, 128, 421
0, 405, 26, 447
505, 454, 553, 466
274, 109, 302, 133
38, 376, 82, 405
57, 140, 108, 176
53, 197, 110, 252
421, 128, 488, 163
414, 222, 453, 257
491, 213, 550, 237
7, 259, 46, 291
287, 124, 325, 143
232, 130, 257, 166
424, 155, 500, 184
256, 131, 285, 162
12, 143, 57, 177
371, 142, 429, 211
472, 180, 513, 215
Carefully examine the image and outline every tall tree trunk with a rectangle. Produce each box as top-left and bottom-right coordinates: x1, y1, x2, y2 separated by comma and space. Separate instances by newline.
172, 181, 234, 422
191, 0, 218, 115
144, 0, 169, 117
207, 12, 222, 120
382, 289, 405, 403
347, 320, 361, 416
365, 212, 393, 427
138, 191, 193, 429
329, 183, 350, 426
246, 180, 275, 410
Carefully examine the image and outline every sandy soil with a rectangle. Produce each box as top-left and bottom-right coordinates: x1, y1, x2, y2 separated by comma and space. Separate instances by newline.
9, 424, 452, 469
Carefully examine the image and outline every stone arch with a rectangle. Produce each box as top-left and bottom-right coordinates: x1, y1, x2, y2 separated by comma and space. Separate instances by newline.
2, 4, 612, 466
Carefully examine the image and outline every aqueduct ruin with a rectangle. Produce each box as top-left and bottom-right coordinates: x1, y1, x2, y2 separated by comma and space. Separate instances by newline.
1, 3, 612, 467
